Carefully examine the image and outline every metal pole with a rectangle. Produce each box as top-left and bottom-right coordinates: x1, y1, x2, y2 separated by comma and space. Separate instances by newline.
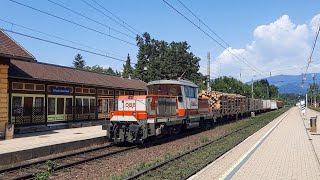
313, 74, 316, 107
207, 52, 211, 92
251, 78, 254, 98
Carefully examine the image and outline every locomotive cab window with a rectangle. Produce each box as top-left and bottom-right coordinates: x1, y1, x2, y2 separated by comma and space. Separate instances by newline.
184, 86, 197, 98
147, 84, 181, 96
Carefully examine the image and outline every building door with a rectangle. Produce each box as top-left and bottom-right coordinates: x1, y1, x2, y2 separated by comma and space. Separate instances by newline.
23, 97, 33, 116
47, 96, 73, 122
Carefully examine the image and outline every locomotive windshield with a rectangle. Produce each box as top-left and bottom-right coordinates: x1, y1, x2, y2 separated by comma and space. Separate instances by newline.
147, 84, 182, 96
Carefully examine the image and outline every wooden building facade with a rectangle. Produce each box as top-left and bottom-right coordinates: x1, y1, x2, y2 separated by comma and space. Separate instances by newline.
0, 30, 146, 135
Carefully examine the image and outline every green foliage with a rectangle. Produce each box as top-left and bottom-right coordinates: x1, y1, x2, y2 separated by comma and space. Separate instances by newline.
210, 76, 251, 97
33, 160, 57, 180
307, 83, 319, 104
252, 79, 278, 99
72, 54, 119, 75
34, 171, 50, 180
133, 32, 203, 83
46, 160, 57, 174
73, 53, 86, 69
210, 77, 280, 99
122, 54, 133, 78
278, 93, 299, 106
84, 65, 118, 75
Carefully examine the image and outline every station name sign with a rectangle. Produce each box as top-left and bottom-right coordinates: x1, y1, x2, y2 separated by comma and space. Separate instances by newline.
52, 88, 71, 95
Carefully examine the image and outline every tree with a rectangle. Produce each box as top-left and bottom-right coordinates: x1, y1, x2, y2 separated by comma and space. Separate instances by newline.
133, 32, 202, 83
210, 76, 251, 97
122, 54, 133, 78
73, 54, 85, 69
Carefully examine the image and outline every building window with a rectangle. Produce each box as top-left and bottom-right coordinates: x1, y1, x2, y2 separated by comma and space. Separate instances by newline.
66, 98, 73, 114
12, 83, 23, 90
90, 88, 96, 94
35, 84, 45, 91
35, 97, 44, 114
90, 99, 96, 113
115, 90, 120, 95
75, 87, 82, 93
24, 84, 35, 90
57, 98, 64, 115
13, 82, 45, 91
97, 89, 103, 94
109, 90, 114, 95
12, 96, 22, 115
83, 98, 89, 113
83, 88, 89, 94
48, 98, 55, 115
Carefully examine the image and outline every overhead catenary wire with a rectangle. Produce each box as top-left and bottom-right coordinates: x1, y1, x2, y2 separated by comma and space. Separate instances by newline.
177, 0, 230, 48
81, 0, 138, 36
177, 0, 267, 77
0, 18, 126, 59
162, 0, 265, 77
1, 28, 135, 64
301, 18, 320, 88
46, 0, 135, 39
8, 0, 137, 47
90, 0, 141, 35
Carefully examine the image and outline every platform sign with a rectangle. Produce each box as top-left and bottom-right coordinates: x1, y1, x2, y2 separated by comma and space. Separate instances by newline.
52, 88, 71, 95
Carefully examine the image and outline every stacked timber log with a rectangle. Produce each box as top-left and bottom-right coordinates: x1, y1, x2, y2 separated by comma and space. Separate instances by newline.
199, 90, 247, 115
198, 90, 222, 110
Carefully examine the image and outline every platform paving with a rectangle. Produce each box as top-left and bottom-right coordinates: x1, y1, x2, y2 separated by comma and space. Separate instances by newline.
0, 125, 106, 165
189, 107, 320, 180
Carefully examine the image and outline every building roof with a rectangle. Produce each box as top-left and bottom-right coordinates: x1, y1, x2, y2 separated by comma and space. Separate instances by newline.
0, 30, 35, 61
9, 60, 147, 91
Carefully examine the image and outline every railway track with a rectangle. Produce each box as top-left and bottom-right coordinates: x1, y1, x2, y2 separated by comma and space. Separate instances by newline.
0, 124, 208, 180
0, 111, 279, 180
124, 118, 271, 180
0, 143, 137, 180
0, 127, 210, 180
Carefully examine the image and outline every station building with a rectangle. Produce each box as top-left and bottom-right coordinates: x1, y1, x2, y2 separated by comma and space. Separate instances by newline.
0, 30, 146, 137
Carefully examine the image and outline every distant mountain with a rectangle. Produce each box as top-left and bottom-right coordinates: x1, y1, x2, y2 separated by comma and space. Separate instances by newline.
249, 73, 320, 94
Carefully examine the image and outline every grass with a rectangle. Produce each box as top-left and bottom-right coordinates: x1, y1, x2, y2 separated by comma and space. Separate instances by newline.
109, 107, 290, 180
308, 106, 320, 112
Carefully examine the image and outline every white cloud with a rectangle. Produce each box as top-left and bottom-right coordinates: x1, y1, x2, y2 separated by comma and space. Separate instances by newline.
310, 14, 320, 33
100, 64, 110, 69
214, 14, 320, 82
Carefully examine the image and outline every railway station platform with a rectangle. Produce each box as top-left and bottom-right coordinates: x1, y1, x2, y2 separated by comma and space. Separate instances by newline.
0, 125, 107, 165
189, 107, 320, 180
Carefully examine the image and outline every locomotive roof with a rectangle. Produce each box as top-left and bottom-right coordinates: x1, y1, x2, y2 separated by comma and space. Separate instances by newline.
147, 79, 198, 88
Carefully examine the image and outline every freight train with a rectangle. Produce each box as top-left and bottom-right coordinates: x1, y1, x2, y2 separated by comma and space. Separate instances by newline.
102, 78, 283, 143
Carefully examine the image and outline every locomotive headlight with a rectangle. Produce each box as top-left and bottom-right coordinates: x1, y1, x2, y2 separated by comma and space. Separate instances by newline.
111, 112, 114, 116
132, 112, 136, 116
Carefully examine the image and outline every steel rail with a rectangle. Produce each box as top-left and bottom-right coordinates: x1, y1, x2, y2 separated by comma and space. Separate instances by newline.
1, 144, 137, 180
0, 144, 114, 174
124, 115, 279, 180
7, 145, 137, 180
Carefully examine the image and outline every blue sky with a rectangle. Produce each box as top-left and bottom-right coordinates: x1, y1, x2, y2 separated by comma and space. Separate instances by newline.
0, 0, 319, 82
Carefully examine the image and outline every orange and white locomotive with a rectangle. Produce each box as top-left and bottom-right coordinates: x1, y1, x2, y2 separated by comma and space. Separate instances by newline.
102, 78, 282, 143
